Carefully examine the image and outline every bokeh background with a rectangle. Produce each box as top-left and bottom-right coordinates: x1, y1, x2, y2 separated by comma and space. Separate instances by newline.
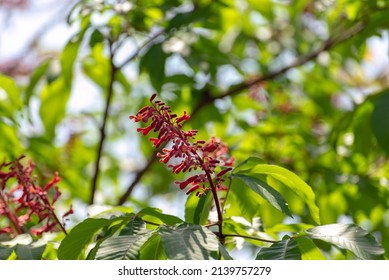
1, 0, 389, 258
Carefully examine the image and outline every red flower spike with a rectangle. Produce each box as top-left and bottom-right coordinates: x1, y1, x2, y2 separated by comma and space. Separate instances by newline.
130, 94, 234, 195
0, 157, 71, 237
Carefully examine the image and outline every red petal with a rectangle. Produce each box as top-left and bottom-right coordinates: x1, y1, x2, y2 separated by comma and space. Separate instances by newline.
44, 172, 60, 191
150, 93, 157, 102
216, 168, 232, 178
186, 184, 200, 195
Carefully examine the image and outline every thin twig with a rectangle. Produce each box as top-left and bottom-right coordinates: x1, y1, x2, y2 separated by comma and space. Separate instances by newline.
116, 29, 165, 69
117, 152, 158, 205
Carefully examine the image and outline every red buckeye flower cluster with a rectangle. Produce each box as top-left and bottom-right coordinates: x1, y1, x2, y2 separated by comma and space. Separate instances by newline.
130, 94, 234, 196
0, 155, 72, 237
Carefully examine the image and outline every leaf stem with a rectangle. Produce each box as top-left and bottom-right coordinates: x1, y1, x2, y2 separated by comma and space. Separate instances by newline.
222, 233, 277, 243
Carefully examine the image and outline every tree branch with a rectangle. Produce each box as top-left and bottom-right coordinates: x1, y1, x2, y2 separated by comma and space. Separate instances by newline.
89, 43, 117, 205
190, 21, 365, 117
91, 30, 165, 205
117, 152, 157, 205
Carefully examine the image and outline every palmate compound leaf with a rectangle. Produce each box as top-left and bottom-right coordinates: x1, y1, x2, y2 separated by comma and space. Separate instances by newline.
158, 223, 219, 260
87, 217, 147, 260
306, 224, 385, 260
256, 238, 302, 260
233, 174, 292, 218
95, 231, 156, 260
58, 216, 130, 260
236, 162, 320, 225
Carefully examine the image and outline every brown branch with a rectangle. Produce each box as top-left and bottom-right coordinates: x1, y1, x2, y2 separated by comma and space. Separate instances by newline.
190, 21, 366, 117
117, 152, 157, 205
92, 30, 165, 206
89, 43, 117, 205
116, 21, 366, 206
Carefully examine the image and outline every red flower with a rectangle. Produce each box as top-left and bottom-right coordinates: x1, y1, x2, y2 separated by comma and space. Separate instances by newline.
130, 94, 234, 196
0, 156, 71, 237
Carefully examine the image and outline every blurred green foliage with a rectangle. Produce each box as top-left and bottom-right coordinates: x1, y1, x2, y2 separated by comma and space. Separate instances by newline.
1, 0, 389, 259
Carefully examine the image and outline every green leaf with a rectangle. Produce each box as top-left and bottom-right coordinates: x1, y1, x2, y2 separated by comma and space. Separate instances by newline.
185, 191, 212, 225
120, 217, 146, 236
58, 218, 121, 260
233, 157, 266, 174
89, 29, 105, 48
295, 236, 326, 260
14, 244, 46, 260
139, 234, 167, 260
372, 90, 389, 154
137, 207, 183, 226
159, 223, 219, 260
0, 246, 15, 260
0, 74, 22, 122
226, 177, 262, 221
306, 224, 385, 260
256, 238, 302, 260
139, 43, 167, 92
167, 7, 214, 30
39, 78, 71, 139
82, 42, 110, 89
218, 244, 233, 260
86, 218, 131, 260
165, 74, 195, 85
61, 31, 84, 85
0, 74, 22, 109
95, 231, 155, 260
0, 122, 24, 158
233, 174, 292, 217
25, 61, 50, 105
39, 31, 84, 138
238, 163, 320, 224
